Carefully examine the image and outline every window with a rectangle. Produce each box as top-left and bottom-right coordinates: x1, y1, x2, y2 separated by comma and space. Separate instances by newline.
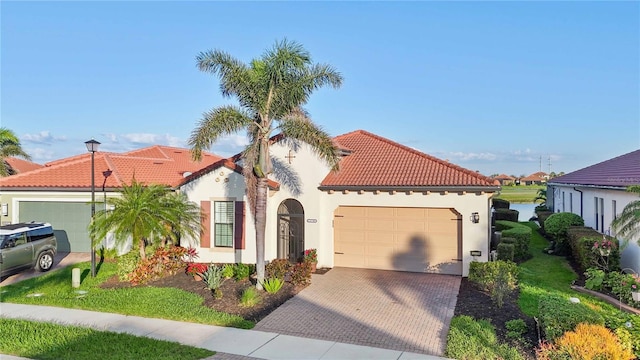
562, 192, 566, 212
594, 197, 605, 232
214, 201, 234, 247
612, 200, 617, 220
569, 193, 573, 213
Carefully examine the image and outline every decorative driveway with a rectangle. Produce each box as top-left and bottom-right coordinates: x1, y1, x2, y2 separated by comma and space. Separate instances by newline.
254, 267, 461, 356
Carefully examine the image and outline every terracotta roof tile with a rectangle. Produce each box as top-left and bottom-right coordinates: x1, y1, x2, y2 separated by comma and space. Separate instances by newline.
494, 174, 515, 181
321, 130, 498, 188
5, 157, 44, 174
520, 172, 547, 182
0, 146, 221, 190
549, 149, 640, 188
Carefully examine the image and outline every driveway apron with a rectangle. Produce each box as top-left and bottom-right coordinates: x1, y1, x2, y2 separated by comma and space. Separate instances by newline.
254, 267, 461, 356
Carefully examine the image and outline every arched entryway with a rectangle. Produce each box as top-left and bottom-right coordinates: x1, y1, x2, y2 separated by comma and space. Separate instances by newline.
277, 199, 305, 263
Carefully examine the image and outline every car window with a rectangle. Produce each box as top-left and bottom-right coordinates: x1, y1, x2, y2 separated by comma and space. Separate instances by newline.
12, 233, 27, 246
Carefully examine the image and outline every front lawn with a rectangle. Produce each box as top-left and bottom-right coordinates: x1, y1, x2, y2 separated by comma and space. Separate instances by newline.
0, 261, 253, 329
496, 185, 544, 203
0, 318, 214, 360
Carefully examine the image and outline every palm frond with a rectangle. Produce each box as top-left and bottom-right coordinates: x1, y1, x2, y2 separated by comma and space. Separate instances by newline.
189, 106, 252, 160
279, 113, 340, 171
611, 200, 640, 245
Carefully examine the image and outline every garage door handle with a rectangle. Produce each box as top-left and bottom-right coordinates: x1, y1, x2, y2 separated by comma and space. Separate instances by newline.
452, 258, 463, 262
335, 252, 344, 254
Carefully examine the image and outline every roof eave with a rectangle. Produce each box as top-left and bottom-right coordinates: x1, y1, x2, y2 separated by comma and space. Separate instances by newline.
318, 185, 501, 193
547, 182, 628, 191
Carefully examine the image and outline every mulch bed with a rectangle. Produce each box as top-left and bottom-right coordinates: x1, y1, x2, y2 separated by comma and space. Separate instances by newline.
100, 268, 335, 323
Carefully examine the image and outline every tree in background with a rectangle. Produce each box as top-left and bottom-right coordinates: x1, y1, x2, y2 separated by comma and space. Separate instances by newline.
189, 39, 342, 289
0, 127, 31, 176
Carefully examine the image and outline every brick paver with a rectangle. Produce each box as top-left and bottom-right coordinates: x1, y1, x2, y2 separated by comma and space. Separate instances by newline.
254, 267, 461, 356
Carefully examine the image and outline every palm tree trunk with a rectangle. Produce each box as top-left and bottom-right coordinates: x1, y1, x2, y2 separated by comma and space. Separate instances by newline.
139, 238, 147, 260
255, 177, 268, 290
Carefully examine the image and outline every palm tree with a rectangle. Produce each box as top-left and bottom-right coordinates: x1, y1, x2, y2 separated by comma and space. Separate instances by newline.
89, 179, 202, 260
611, 185, 640, 246
0, 127, 31, 176
189, 39, 342, 289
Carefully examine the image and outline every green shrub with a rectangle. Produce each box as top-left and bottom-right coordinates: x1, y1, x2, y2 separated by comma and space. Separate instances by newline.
584, 268, 606, 291
493, 198, 510, 209
603, 312, 640, 358
117, 251, 140, 281
497, 243, 515, 261
446, 315, 524, 360
98, 246, 118, 261
127, 246, 189, 285
221, 264, 235, 279
535, 205, 549, 212
544, 213, 584, 255
234, 263, 253, 281
290, 261, 312, 286
604, 272, 638, 306
505, 319, 528, 341
567, 227, 620, 273
239, 287, 261, 307
536, 210, 554, 231
202, 264, 225, 298
494, 209, 519, 222
538, 294, 604, 341
266, 259, 291, 279
468, 261, 518, 308
496, 221, 532, 261
262, 277, 284, 294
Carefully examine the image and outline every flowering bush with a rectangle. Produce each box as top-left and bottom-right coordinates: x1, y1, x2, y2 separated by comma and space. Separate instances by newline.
592, 236, 616, 253
304, 248, 317, 263
186, 262, 208, 276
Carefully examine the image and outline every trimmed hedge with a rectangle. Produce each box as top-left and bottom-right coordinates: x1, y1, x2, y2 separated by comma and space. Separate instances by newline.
497, 242, 515, 261
495, 220, 532, 262
544, 212, 584, 255
538, 294, 605, 341
567, 227, 620, 274
493, 198, 510, 209
494, 209, 519, 222
469, 261, 519, 308
536, 210, 554, 230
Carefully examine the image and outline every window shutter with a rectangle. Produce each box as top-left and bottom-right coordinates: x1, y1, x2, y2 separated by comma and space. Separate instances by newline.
234, 201, 245, 249
200, 201, 211, 248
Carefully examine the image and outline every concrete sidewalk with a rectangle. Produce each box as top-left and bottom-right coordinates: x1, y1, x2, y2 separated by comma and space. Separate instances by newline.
0, 303, 450, 360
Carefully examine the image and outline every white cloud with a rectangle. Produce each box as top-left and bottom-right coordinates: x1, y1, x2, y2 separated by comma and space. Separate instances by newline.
25, 147, 55, 162
23, 131, 67, 144
446, 151, 497, 161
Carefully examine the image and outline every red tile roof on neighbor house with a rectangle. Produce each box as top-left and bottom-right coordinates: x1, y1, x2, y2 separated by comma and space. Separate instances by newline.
519, 172, 548, 182
548, 149, 640, 188
320, 130, 499, 189
5, 157, 44, 174
0, 145, 221, 190
494, 174, 515, 181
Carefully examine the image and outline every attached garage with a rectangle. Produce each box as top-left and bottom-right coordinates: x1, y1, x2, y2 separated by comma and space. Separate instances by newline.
333, 206, 463, 275
19, 201, 92, 252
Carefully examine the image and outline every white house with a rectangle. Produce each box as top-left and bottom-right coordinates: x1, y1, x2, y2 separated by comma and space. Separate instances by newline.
180, 130, 500, 277
547, 149, 640, 274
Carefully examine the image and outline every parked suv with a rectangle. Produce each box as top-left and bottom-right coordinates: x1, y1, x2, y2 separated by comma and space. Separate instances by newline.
0, 222, 57, 277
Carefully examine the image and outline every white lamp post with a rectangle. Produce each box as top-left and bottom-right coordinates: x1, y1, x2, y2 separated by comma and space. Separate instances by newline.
85, 139, 100, 277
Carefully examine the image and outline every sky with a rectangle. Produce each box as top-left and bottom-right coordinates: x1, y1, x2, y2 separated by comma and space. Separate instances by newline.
1, 1, 638, 177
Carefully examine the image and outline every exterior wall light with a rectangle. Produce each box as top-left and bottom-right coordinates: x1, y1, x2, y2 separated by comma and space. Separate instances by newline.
470, 212, 480, 223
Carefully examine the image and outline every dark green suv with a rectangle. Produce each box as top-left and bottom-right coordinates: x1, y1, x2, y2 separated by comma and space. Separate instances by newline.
0, 222, 57, 277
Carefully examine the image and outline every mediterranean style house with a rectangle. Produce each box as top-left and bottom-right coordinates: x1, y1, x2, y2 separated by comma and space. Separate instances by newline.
180, 130, 500, 276
547, 149, 640, 274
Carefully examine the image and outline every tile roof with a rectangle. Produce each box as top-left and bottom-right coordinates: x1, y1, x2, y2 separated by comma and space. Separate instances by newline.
520, 172, 547, 182
548, 149, 640, 188
0, 145, 221, 190
494, 174, 515, 180
5, 157, 44, 174
320, 130, 499, 189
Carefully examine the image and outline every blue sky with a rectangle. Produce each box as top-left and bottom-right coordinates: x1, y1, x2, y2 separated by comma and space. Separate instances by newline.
2, 1, 638, 177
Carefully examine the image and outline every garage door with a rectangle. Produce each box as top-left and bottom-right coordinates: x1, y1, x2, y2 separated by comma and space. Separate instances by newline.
334, 206, 462, 275
19, 201, 92, 252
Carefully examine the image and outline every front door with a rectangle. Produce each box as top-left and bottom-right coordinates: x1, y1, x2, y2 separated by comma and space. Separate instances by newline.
277, 199, 305, 263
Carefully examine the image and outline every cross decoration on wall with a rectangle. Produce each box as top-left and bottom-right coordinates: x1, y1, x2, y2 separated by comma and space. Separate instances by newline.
285, 149, 296, 164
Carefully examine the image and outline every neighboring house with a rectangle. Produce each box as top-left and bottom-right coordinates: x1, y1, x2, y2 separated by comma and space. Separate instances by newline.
547, 149, 640, 274
520, 171, 548, 185
0, 146, 221, 252
4, 157, 44, 175
180, 130, 500, 277
493, 174, 516, 186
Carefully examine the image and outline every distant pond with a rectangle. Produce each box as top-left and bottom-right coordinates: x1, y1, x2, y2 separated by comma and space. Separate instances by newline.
509, 202, 537, 222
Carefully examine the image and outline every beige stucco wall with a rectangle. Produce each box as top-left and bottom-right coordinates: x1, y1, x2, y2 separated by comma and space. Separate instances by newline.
182, 140, 495, 276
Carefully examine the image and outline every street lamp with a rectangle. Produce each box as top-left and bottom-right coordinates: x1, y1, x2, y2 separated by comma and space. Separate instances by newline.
85, 139, 100, 277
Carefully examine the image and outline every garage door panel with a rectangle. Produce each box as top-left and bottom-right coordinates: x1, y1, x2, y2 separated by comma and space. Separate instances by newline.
19, 201, 92, 252
334, 206, 462, 275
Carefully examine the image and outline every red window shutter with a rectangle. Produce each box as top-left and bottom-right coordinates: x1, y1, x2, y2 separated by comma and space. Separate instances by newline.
234, 201, 245, 249
200, 201, 211, 248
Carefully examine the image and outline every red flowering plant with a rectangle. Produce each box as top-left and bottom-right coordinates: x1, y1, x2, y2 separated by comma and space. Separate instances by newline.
304, 248, 318, 263
186, 262, 208, 276
592, 236, 616, 255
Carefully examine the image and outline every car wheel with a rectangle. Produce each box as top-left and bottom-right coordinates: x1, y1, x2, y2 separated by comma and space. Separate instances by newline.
36, 252, 54, 272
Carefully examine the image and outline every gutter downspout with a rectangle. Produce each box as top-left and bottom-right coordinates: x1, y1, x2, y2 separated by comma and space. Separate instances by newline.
573, 187, 583, 218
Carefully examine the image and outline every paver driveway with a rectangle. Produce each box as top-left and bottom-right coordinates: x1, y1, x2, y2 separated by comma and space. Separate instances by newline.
254, 267, 461, 356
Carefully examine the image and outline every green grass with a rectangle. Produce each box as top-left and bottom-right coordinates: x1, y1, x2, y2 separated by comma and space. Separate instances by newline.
446, 315, 524, 360
496, 185, 544, 203
0, 261, 253, 329
0, 318, 214, 360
